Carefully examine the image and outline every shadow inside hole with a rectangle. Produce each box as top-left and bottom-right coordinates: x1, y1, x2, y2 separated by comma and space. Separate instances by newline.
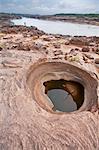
43, 79, 84, 112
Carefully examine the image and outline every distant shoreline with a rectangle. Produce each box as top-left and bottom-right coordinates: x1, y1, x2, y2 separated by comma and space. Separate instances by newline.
0, 13, 99, 28
32, 14, 99, 26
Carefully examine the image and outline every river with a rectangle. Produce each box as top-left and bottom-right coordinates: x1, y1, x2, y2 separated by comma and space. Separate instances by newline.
12, 17, 99, 36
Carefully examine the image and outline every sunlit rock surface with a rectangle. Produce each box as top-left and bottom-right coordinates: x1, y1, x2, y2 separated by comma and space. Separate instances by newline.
0, 26, 99, 150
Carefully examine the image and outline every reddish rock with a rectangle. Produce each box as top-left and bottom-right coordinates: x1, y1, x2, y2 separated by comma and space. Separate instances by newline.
75, 48, 79, 51
92, 47, 99, 54
0, 46, 2, 51
64, 40, 69, 45
69, 37, 89, 46
43, 37, 51, 41
95, 48, 99, 54
1, 25, 45, 36
69, 49, 77, 55
84, 54, 94, 60
53, 43, 61, 49
82, 47, 90, 52
95, 58, 99, 64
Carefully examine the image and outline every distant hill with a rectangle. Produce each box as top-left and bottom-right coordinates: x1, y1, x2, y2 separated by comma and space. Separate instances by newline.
54, 13, 99, 18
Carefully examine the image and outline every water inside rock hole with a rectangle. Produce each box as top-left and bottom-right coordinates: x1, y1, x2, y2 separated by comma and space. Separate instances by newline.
44, 80, 84, 112
48, 89, 77, 112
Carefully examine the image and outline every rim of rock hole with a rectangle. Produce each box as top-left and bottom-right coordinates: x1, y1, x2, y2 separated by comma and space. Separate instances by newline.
26, 60, 98, 114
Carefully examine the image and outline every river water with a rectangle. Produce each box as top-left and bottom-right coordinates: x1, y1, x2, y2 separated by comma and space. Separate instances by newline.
12, 17, 99, 36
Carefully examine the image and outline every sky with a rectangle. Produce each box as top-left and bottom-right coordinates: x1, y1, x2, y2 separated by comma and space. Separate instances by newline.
0, 0, 99, 15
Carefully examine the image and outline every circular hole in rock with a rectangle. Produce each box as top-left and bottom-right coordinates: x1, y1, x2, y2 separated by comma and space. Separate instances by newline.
43, 79, 84, 112
27, 62, 98, 113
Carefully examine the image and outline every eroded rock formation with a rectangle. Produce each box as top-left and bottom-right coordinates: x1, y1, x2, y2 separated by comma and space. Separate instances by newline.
0, 26, 99, 149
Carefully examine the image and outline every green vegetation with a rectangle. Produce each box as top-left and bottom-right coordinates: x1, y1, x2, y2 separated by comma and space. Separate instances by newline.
54, 13, 99, 18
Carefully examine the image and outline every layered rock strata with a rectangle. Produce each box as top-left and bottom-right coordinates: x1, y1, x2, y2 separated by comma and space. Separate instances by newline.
0, 25, 99, 149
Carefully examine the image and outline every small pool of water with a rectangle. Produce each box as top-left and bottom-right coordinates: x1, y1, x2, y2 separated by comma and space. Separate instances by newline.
47, 89, 77, 112
44, 79, 84, 112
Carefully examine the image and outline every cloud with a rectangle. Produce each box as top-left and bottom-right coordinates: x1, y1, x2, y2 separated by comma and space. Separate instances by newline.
0, 0, 99, 14
57, 0, 98, 13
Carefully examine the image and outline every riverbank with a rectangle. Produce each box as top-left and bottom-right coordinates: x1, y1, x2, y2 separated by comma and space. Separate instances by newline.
1, 13, 99, 28
0, 21, 99, 68
0, 13, 99, 60
0, 13, 99, 149
33, 14, 99, 26
0, 13, 21, 29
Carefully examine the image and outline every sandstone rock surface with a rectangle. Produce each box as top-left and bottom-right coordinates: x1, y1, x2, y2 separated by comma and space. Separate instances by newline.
0, 26, 99, 150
